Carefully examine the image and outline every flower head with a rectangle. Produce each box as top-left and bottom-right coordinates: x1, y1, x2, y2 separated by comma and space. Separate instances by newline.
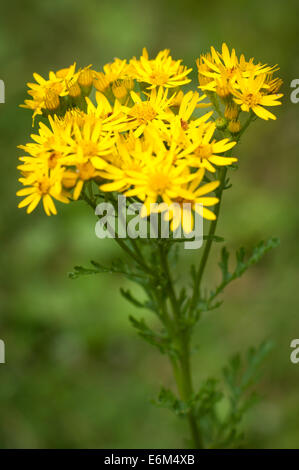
17, 164, 69, 215
163, 169, 220, 232
231, 72, 283, 120
196, 43, 283, 121
130, 48, 192, 89
21, 63, 78, 122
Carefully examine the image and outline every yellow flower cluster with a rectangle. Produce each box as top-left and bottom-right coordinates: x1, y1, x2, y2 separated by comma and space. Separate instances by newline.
197, 43, 283, 123
17, 45, 282, 228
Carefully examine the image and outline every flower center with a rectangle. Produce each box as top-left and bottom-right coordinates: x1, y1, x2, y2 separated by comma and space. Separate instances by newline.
195, 144, 212, 159
149, 172, 170, 193
37, 178, 50, 194
77, 161, 95, 180
149, 70, 169, 86
48, 151, 60, 169
130, 103, 157, 124
243, 92, 261, 107
80, 141, 99, 157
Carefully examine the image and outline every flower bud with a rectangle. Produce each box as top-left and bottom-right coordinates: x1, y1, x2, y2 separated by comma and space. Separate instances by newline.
68, 81, 81, 98
44, 90, 60, 111
224, 103, 239, 120
112, 80, 128, 100
267, 77, 283, 94
93, 72, 110, 92
123, 78, 134, 91
78, 68, 94, 88
228, 119, 241, 134
216, 85, 231, 99
215, 117, 227, 130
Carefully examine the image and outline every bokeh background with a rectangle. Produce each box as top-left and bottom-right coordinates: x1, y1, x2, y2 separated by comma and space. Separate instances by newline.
0, 0, 298, 448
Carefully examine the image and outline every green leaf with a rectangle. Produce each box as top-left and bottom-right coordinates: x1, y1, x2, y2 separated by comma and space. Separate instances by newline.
153, 387, 189, 416
68, 265, 100, 279
68, 258, 148, 281
120, 288, 145, 308
192, 378, 223, 418
170, 234, 224, 244
217, 340, 274, 448
219, 246, 231, 282
129, 315, 175, 355
204, 237, 280, 311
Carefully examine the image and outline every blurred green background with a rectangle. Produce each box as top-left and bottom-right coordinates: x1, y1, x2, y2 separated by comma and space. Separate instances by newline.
0, 0, 298, 448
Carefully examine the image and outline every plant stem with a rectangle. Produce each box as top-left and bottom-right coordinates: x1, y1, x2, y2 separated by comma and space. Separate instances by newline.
158, 242, 203, 449
178, 336, 203, 449
189, 167, 227, 316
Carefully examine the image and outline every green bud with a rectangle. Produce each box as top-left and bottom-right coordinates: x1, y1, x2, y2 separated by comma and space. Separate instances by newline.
215, 117, 227, 130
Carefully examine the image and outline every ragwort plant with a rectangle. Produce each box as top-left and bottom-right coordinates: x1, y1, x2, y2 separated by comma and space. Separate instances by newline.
17, 44, 283, 448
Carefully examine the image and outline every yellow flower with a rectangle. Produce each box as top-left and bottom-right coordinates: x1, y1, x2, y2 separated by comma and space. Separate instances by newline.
163, 169, 220, 232
17, 165, 69, 215
21, 63, 77, 122
123, 87, 175, 137
232, 73, 283, 120
93, 58, 134, 92
197, 43, 239, 96
86, 92, 131, 133
61, 121, 115, 199
197, 43, 282, 107
182, 122, 237, 172
196, 53, 216, 88
17, 116, 73, 171
130, 48, 192, 89
124, 150, 196, 217
238, 54, 277, 77
175, 91, 211, 128
63, 160, 100, 200
18, 49, 283, 220
98, 135, 149, 193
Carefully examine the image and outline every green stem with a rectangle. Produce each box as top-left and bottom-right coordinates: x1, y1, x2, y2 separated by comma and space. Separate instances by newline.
177, 336, 203, 449
158, 243, 180, 319
189, 113, 254, 316
158, 242, 203, 449
189, 167, 227, 316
